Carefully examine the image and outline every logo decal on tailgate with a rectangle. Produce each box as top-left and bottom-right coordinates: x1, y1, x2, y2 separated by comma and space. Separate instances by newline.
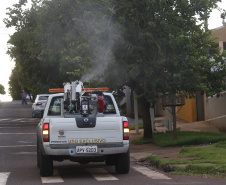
58, 130, 66, 138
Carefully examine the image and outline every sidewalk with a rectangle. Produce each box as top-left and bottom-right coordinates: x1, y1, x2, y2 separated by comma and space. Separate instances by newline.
129, 119, 221, 162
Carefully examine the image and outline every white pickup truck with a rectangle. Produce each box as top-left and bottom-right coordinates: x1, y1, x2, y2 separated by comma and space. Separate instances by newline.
36, 81, 130, 177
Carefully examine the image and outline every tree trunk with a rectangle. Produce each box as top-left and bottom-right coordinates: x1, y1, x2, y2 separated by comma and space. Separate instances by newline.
172, 106, 177, 139
196, 92, 204, 121
138, 96, 152, 139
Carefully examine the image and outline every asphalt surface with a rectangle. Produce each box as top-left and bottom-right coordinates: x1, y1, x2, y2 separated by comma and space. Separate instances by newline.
0, 100, 33, 118
0, 101, 225, 185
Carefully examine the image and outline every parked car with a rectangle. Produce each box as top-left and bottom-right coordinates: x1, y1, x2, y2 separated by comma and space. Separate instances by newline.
32, 94, 50, 118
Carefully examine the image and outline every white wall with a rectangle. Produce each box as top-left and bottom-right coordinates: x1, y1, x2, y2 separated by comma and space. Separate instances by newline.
205, 91, 226, 131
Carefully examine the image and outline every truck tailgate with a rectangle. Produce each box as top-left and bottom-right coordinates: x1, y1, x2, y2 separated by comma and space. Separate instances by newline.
49, 117, 123, 145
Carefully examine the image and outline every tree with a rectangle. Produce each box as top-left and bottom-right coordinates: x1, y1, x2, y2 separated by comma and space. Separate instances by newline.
0, 84, 6, 95
5, 0, 115, 97
8, 67, 20, 100
5, 0, 226, 139
5, 0, 89, 96
103, 0, 226, 138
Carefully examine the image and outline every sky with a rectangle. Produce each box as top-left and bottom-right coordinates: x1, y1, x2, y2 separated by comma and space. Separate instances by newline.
0, 0, 226, 101
0, 0, 31, 101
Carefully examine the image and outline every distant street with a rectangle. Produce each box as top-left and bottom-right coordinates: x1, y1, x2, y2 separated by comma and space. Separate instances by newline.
0, 100, 33, 118
0, 101, 226, 185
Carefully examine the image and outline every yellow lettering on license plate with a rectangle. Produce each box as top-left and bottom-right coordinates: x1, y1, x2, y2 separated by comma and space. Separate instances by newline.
68, 138, 106, 144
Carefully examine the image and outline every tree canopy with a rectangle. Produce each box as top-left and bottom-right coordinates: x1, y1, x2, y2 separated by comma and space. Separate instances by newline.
4, 0, 226, 138
0, 84, 6, 95
106, 0, 226, 137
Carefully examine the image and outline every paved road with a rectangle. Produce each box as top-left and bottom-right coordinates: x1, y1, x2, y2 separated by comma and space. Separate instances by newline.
0, 101, 225, 185
0, 100, 33, 118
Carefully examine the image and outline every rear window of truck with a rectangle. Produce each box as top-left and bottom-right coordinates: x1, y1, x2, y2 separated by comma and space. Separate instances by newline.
48, 96, 62, 116
47, 95, 116, 115
104, 95, 116, 114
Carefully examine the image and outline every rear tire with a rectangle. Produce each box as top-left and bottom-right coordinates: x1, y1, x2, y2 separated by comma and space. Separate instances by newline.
39, 151, 53, 177
115, 149, 130, 174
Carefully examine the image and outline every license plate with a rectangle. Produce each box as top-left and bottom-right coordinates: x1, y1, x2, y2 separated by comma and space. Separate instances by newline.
76, 146, 97, 153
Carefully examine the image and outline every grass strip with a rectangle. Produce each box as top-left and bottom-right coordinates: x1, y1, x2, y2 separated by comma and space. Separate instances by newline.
129, 123, 143, 130
132, 131, 226, 146
145, 141, 226, 177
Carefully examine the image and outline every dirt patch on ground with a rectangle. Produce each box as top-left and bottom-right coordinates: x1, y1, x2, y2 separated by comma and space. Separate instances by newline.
129, 120, 223, 175
129, 122, 215, 161
129, 129, 182, 160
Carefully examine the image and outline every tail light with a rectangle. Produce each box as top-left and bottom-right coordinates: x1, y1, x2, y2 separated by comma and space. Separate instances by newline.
36, 103, 42, 106
123, 121, 129, 140
42, 123, 49, 142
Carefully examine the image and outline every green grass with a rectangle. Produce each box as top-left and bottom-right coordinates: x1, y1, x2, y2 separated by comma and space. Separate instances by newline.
132, 131, 226, 146
132, 137, 153, 145
129, 123, 143, 130
179, 144, 226, 165
146, 155, 174, 172
144, 139, 226, 177
174, 142, 226, 177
